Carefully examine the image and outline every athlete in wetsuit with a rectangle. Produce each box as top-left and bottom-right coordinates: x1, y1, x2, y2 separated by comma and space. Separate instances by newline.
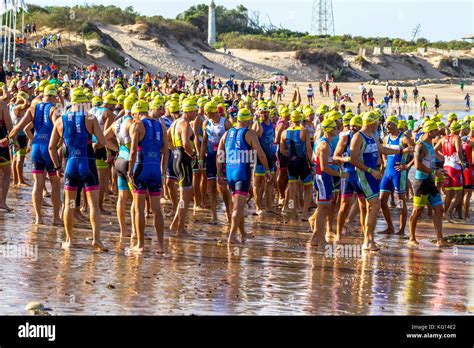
170, 99, 198, 236
9, 85, 61, 225
379, 116, 415, 235
218, 108, 271, 245
200, 101, 232, 223
49, 89, 107, 251
408, 120, 450, 248
252, 102, 278, 216
128, 100, 169, 253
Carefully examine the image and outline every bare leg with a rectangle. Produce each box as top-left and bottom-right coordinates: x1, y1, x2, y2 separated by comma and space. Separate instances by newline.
0, 166, 11, 210
218, 181, 232, 223
49, 175, 62, 225
364, 198, 381, 251
253, 175, 265, 215
408, 206, 423, 246
62, 189, 77, 249
86, 190, 107, 252
336, 198, 352, 242
32, 173, 45, 224
149, 195, 165, 253
310, 204, 329, 247
208, 179, 218, 223
301, 183, 312, 220
397, 193, 407, 234
228, 194, 246, 244
98, 168, 110, 213
117, 190, 131, 238
379, 191, 395, 234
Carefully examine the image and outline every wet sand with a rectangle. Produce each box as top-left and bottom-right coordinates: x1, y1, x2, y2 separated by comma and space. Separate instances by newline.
0, 164, 472, 315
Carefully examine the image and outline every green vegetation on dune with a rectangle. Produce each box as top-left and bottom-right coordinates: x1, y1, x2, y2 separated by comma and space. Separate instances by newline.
215, 32, 472, 53
89, 45, 125, 67
20, 3, 472, 56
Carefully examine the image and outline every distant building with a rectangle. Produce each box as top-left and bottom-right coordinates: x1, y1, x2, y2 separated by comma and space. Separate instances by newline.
208, 0, 216, 46
461, 34, 474, 43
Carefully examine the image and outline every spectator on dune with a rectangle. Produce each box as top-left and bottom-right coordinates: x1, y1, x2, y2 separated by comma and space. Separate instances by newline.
319, 80, 324, 97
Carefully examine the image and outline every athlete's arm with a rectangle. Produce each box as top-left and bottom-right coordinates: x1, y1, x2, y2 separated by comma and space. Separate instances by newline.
247, 130, 270, 172
379, 141, 413, 156
91, 117, 106, 149
103, 109, 115, 132
216, 132, 227, 185
48, 118, 62, 169
199, 120, 208, 164
160, 121, 169, 178
302, 128, 313, 163
333, 134, 350, 163
192, 117, 202, 160
319, 142, 346, 177
454, 135, 463, 166
252, 120, 262, 137
182, 123, 195, 157
127, 122, 142, 181
9, 108, 33, 139
279, 130, 288, 157
104, 120, 119, 152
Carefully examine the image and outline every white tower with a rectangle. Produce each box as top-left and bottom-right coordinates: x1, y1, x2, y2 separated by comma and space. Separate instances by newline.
208, 0, 216, 45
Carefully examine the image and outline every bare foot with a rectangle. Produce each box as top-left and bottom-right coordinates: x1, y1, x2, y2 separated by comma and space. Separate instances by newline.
61, 240, 71, 249
407, 240, 419, 247
227, 236, 242, 245
436, 240, 452, 248
395, 229, 405, 235
132, 245, 144, 253
92, 240, 108, 252
177, 230, 192, 237
20, 181, 31, 187
120, 231, 131, 239
378, 228, 395, 235
443, 214, 453, 223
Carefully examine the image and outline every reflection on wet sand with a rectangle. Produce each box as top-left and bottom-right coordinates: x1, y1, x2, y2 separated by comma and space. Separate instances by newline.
0, 177, 472, 315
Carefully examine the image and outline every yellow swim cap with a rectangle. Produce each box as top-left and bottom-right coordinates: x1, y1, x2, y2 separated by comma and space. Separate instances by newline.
290, 110, 302, 122
71, 90, 88, 104
470, 121, 474, 131
342, 113, 353, 126
386, 116, 399, 125
431, 115, 441, 122
267, 100, 276, 108
328, 110, 342, 122
171, 93, 180, 101
38, 80, 50, 92
321, 119, 337, 132
168, 101, 180, 113
280, 107, 290, 118
447, 112, 457, 121
423, 120, 438, 133
317, 104, 329, 115
303, 106, 314, 117
197, 98, 207, 108
362, 111, 379, 125
288, 102, 295, 111
204, 102, 218, 114
91, 96, 102, 106
397, 120, 407, 129
237, 108, 252, 121
117, 95, 126, 106
350, 116, 363, 127
44, 85, 57, 97
124, 96, 135, 111
152, 96, 164, 109
104, 94, 118, 106
437, 121, 446, 129
131, 100, 149, 114
450, 121, 461, 132
258, 102, 268, 112
182, 99, 198, 113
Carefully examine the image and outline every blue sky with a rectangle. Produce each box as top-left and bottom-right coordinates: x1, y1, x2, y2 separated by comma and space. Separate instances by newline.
27, 0, 473, 41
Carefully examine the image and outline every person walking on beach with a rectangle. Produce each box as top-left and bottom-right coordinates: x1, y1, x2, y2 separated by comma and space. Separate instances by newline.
307, 84, 314, 106
465, 93, 471, 111
49, 89, 107, 252
128, 100, 169, 254
218, 108, 271, 245
434, 95, 440, 113
413, 86, 419, 104
311, 118, 347, 248
9, 86, 62, 225
408, 120, 450, 248
319, 80, 324, 97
